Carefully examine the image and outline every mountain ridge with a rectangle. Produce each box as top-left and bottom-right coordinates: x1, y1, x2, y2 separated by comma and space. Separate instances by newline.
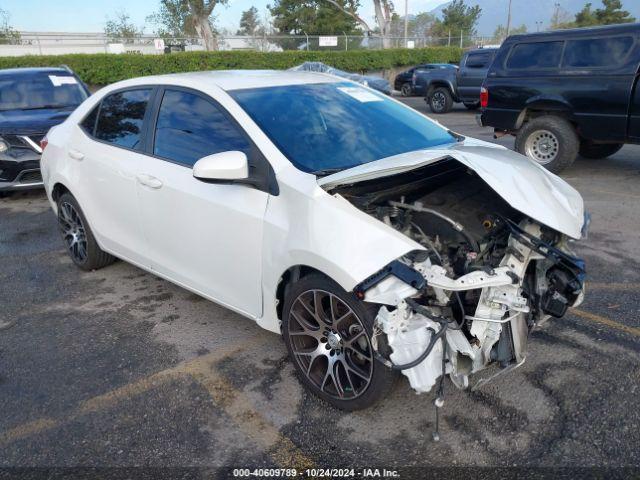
427, 0, 640, 35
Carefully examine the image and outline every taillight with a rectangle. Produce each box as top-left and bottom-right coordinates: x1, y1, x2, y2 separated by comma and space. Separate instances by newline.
480, 86, 489, 108
40, 136, 48, 152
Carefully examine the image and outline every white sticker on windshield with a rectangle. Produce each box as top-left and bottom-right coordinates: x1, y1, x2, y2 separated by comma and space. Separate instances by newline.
337, 86, 383, 103
48, 75, 78, 87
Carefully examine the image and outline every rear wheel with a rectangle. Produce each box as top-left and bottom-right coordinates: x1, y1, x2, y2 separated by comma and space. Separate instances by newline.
282, 274, 397, 411
515, 116, 579, 173
400, 83, 413, 97
579, 141, 623, 159
428, 87, 453, 114
57, 192, 116, 271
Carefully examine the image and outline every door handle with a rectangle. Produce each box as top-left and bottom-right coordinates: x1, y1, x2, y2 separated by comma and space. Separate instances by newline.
136, 174, 163, 189
68, 149, 84, 161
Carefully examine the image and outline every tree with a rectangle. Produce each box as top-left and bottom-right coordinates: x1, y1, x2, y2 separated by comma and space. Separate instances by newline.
574, 0, 635, 27
188, 0, 226, 50
550, 4, 573, 29
147, 0, 197, 39
492, 23, 526, 43
0, 8, 20, 45
430, 0, 482, 41
389, 12, 435, 39
147, 0, 226, 50
237, 6, 262, 35
104, 10, 142, 44
269, 0, 362, 48
322, 0, 395, 47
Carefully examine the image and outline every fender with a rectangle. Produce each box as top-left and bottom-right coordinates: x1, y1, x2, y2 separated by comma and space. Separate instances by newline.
517, 95, 574, 129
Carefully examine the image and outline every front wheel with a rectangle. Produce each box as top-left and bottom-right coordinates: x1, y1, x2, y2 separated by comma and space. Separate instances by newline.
579, 141, 623, 159
515, 116, 579, 173
428, 87, 453, 114
57, 192, 116, 271
282, 274, 397, 411
400, 83, 413, 97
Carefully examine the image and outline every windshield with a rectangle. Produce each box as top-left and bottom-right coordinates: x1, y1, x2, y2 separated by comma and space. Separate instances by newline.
230, 82, 456, 174
0, 73, 88, 112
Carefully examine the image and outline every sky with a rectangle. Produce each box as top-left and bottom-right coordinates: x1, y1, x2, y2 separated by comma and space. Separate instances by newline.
0, 0, 446, 34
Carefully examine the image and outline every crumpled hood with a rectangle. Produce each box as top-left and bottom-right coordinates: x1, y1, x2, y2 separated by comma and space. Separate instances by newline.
318, 141, 585, 239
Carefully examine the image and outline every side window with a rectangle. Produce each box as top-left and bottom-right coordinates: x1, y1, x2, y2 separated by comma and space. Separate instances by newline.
506, 41, 564, 69
563, 36, 634, 68
94, 89, 152, 149
153, 89, 251, 167
80, 104, 99, 136
465, 52, 493, 68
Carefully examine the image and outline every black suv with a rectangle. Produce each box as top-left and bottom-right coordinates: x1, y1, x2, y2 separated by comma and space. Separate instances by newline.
0, 67, 89, 193
478, 24, 640, 172
414, 48, 498, 113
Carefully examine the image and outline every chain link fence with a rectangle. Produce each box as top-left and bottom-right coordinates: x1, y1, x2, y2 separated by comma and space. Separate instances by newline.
0, 32, 498, 56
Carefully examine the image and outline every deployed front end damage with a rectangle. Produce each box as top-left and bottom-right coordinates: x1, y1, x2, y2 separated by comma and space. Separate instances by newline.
325, 152, 587, 394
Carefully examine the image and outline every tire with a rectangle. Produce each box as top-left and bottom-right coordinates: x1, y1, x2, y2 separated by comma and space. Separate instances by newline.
282, 274, 397, 411
400, 83, 413, 97
57, 192, 116, 271
579, 141, 623, 159
428, 87, 453, 114
515, 116, 579, 173
463, 102, 480, 110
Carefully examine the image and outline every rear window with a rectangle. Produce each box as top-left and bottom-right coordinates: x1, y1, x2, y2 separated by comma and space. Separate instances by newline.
465, 52, 494, 69
94, 89, 152, 150
562, 36, 634, 68
506, 41, 564, 70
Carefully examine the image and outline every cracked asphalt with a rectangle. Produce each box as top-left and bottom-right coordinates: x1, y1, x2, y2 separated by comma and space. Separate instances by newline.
1, 99, 639, 477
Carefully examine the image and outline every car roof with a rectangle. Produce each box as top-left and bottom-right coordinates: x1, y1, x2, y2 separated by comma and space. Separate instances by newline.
0, 67, 73, 77
505, 22, 639, 42
108, 70, 344, 92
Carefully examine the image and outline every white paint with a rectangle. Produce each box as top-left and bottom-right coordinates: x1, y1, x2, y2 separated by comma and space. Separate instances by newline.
48, 75, 78, 87
41, 69, 585, 346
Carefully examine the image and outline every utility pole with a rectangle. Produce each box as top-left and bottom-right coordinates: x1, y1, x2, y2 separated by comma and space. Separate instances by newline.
404, 0, 409, 47
506, 0, 512, 36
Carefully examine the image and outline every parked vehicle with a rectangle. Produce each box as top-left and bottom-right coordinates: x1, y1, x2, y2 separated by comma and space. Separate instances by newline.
414, 48, 498, 113
290, 62, 392, 95
478, 24, 640, 172
393, 64, 457, 97
0, 67, 89, 193
41, 71, 587, 412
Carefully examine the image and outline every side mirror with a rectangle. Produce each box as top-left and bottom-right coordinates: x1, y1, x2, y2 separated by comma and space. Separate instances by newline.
193, 151, 248, 181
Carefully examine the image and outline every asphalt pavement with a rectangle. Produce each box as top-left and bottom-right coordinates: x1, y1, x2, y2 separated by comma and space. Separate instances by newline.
1, 99, 639, 478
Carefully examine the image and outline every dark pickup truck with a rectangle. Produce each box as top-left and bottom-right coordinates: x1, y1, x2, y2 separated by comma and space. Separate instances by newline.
478, 24, 640, 172
414, 48, 498, 113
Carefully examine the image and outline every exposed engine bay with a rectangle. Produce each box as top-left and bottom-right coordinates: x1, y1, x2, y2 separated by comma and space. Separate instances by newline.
329, 158, 586, 395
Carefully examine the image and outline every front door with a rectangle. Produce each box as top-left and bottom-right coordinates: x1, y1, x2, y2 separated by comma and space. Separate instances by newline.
457, 51, 494, 103
135, 88, 269, 317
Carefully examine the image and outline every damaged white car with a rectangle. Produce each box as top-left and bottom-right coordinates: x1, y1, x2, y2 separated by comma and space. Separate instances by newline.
41, 71, 587, 413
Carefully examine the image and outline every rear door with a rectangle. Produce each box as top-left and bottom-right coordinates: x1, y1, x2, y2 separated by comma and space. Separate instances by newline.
457, 51, 495, 103
71, 87, 155, 265
134, 87, 269, 317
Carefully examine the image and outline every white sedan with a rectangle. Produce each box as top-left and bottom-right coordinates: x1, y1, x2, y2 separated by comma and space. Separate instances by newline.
41, 70, 587, 411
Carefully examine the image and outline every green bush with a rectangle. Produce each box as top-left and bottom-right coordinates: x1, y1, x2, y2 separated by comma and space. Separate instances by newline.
0, 47, 462, 86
